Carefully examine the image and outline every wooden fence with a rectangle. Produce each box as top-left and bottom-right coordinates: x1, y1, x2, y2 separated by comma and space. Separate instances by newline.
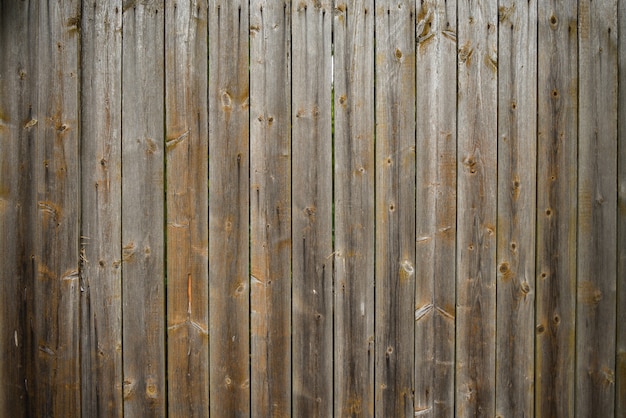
0, 0, 624, 416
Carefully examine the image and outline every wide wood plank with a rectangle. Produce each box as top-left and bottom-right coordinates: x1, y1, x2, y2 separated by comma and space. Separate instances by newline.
121, 2, 166, 416
535, 1, 577, 415
80, 1, 123, 417
0, 3, 32, 416
374, 1, 416, 416
495, 1, 537, 416
291, 1, 333, 417
333, 0, 375, 416
576, 1, 618, 416
250, 1, 292, 416
208, 1, 251, 416
414, 1, 457, 416
166, 1, 209, 415
455, 0, 498, 416
28, 1, 83, 416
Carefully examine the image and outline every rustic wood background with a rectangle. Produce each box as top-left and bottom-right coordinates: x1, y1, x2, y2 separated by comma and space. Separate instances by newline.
0, 0, 624, 417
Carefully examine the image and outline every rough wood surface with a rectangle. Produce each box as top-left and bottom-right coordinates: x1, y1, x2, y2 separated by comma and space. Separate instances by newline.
495, 1, 537, 416
250, 1, 292, 416
121, 2, 166, 416
291, 1, 333, 417
0, 3, 31, 416
29, 1, 83, 416
79, 1, 123, 417
374, 1, 416, 417
455, 0, 498, 416
208, 1, 251, 416
166, 1, 209, 416
414, 1, 457, 416
333, 1, 375, 416
576, 1, 618, 416
535, 1, 578, 416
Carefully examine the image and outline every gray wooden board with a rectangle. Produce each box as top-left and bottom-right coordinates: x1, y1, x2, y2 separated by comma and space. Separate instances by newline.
208, 0, 251, 416
80, 1, 124, 417
250, 1, 292, 416
374, 1, 416, 416
495, 0, 537, 416
291, 1, 334, 417
121, 2, 166, 416
535, 1, 578, 415
576, 1, 618, 416
414, 1, 457, 416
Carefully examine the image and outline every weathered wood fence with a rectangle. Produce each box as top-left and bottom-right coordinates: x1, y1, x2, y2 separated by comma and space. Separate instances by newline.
0, 0, 624, 416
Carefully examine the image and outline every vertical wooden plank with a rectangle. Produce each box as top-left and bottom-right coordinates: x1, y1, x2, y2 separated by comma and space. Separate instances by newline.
576, 0, 618, 416
250, 1, 292, 416
80, 1, 124, 417
495, 0, 537, 416
121, 1, 166, 416
333, 0, 375, 416
414, 1, 457, 416
291, 1, 333, 417
455, 0, 497, 416
28, 0, 83, 416
374, 1, 416, 417
208, 0, 251, 416
166, 1, 209, 415
536, 1, 577, 416
0, 2, 31, 416
617, 0, 626, 414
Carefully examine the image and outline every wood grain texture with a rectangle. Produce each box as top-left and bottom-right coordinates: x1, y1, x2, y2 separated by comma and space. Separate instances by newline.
617, 0, 626, 414
291, 1, 333, 417
535, 1, 577, 416
166, 1, 209, 415
0, 2, 31, 416
576, 1, 618, 416
495, 1, 537, 416
250, 1, 292, 416
29, 1, 83, 416
333, 0, 375, 416
455, 0, 498, 416
208, 1, 251, 416
121, 2, 166, 416
374, 1, 416, 417
80, 1, 123, 417
414, 1, 457, 416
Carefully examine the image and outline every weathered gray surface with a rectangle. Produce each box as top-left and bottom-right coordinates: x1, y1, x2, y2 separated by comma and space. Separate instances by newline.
333, 0, 376, 416
455, 0, 498, 416
374, 1, 416, 417
121, 2, 166, 416
291, 1, 333, 417
80, 1, 123, 417
618, 0, 626, 414
414, 1, 457, 416
495, 1, 537, 416
576, 1, 618, 416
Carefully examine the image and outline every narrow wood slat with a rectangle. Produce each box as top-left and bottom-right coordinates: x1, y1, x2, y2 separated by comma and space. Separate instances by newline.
576, 1, 618, 416
166, 1, 209, 415
535, 1, 577, 415
414, 1, 457, 416
250, 1, 292, 416
495, 1, 537, 416
291, 1, 333, 416
333, 0, 376, 416
0, 3, 31, 416
29, 1, 83, 416
208, 1, 251, 416
80, 1, 123, 417
455, 0, 498, 416
617, 0, 626, 414
121, 2, 166, 415
374, 1, 416, 416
